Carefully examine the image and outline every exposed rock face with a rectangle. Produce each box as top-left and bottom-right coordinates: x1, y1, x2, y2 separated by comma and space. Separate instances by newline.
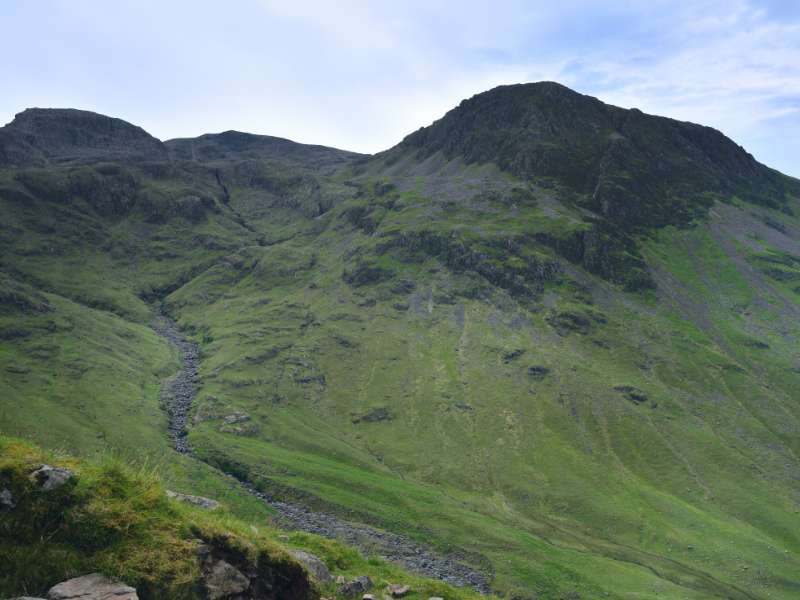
46, 573, 138, 600
194, 538, 314, 600
3, 108, 168, 164
289, 550, 332, 584
165, 489, 221, 510
387, 81, 799, 229
28, 465, 74, 491
201, 558, 250, 600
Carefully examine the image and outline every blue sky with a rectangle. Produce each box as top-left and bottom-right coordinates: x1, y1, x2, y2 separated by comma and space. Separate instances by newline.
1, 0, 798, 176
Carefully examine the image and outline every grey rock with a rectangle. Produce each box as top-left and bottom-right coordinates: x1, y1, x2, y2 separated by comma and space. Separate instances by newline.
0, 487, 15, 510
202, 559, 249, 600
223, 411, 250, 425
165, 490, 220, 510
289, 550, 332, 584
387, 584, 410, 597
29, 465, 74, 491
339, 576, 373, 598
46, 573, 138, 599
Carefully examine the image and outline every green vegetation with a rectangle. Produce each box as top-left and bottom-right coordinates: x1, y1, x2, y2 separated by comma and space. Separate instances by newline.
2, 85, 800, 599
0, 436, 486, 600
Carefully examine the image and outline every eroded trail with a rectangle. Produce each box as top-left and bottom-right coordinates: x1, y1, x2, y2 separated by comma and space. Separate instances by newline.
153, 314, 491, 594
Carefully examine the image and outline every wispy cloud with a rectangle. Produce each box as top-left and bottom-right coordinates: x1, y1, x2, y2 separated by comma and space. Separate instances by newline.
0, 0, 797, 175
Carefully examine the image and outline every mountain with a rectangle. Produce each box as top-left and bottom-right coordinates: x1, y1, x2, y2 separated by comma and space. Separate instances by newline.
379, 82, 798, 227
0, 108, 168, 165
165, 130, 362, 168
1, 83, 800, 600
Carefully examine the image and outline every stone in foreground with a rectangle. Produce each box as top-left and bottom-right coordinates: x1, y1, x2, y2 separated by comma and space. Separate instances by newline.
29, 465, 74, 491
47, 573, 138, 600
339, 576, 373, 598
201, 558, 249, 599
289, 550, 333, 583
387, 584, 410, 597
165, 489, 220, 510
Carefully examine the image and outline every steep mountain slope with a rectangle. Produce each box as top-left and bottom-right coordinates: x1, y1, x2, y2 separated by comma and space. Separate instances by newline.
1, 84, 799, 600
381, 82, 797, 227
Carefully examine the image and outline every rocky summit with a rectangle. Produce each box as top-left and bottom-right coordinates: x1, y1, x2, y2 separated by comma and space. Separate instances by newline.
1, 82, 799, 600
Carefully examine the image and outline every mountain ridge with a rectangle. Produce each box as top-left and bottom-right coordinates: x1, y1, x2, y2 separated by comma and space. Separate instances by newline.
1, 81, 800, 600
378, 81, 799, 228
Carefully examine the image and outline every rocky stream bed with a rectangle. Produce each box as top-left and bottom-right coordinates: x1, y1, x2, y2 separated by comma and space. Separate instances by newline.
153, 314, 491, 594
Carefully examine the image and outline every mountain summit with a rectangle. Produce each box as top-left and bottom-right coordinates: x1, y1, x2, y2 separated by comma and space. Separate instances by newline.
381, 82, 797, 227
1, 107, 168, 166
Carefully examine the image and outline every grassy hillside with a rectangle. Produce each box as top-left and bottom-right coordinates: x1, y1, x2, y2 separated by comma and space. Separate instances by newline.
0, 436, 486, 600
2, 85, 800, 599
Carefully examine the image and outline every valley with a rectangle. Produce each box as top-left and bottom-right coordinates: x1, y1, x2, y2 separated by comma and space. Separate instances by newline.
1, 83, 800, 599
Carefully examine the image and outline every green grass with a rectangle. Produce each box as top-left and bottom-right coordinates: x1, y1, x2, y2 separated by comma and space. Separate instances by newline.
0, 436, 488, 600
2, 158, 800, 599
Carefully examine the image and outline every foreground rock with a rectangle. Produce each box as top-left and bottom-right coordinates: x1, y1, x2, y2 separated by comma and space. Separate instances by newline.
289, 550, 333, 584
201, 558, 250, 599
46, 573, 138, 600
29, 465, 74, 491
165, 489, 220, 510
338, 576, 372, 598
387, 583, 410, 597
0, 487, 15, 509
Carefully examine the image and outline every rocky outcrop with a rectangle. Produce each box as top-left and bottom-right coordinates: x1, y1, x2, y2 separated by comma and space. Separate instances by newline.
46, 573, 138, 600
386, 583, 411, 597
3, 108, 168, 165
28, 465, 74, 491
289, 550, 333, 584
165, 490, 220, 510
194, 537, 314, 600
371, 229, 561, 298
535, 223, 654, 291
201, 558, 250, 600
338, 576, 372, 598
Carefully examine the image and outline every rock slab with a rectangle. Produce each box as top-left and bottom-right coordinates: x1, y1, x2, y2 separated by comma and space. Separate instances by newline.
47, 573, 138, 600
165, 489, 220, 510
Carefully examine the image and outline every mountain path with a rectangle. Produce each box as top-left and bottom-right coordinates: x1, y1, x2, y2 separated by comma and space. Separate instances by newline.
153, 313, 491, 594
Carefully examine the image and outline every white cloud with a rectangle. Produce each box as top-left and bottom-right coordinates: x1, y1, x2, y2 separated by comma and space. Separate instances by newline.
0, 0, 797, 175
